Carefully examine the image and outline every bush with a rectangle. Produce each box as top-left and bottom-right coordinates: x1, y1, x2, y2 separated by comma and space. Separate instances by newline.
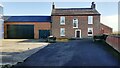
93, 34, 108, 41
47, 36, 56, 43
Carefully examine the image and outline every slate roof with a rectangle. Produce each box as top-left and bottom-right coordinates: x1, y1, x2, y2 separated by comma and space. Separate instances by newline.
52, 8, 100, 16
4, 16, 51, 22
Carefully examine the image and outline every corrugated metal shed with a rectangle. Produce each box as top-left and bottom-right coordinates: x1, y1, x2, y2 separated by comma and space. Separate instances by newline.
4, 16, 51, 22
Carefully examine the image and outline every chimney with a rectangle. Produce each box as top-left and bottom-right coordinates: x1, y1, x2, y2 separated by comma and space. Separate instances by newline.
52, 2, 55, 9
91, 2, 96, 9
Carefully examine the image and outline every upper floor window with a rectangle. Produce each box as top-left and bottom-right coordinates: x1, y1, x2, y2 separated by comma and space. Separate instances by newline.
88, 16, 93, 24
60, 28, 65, 36
73, 18, 78, 28
60, 16, 65, 25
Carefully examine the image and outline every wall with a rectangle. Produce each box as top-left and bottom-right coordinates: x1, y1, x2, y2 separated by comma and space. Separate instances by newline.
100, 23, 112, 34
106, 35, 120, 53
4, 22, 51, 39
52, 15, 100, 38
0, 5, 3, 39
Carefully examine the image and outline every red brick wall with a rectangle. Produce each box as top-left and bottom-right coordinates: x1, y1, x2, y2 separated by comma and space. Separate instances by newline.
4, 22, 51, 39
34, 23, 51, 39
52, 15, 100, 38
100, 23, 112, 34
106, 36, 120, 53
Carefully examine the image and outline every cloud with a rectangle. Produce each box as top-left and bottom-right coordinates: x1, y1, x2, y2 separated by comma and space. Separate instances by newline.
101, 15, 118, 32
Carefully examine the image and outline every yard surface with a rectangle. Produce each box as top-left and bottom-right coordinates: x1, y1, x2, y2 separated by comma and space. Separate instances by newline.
0, 39, 49, 66
13, 39, 120, 67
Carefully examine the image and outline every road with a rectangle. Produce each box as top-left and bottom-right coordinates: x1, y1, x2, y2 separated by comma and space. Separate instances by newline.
13, 39, 120, 67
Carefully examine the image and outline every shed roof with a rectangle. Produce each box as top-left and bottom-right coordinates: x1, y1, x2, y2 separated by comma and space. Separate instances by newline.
4, 16, 51, 22
52, 8, 100, 16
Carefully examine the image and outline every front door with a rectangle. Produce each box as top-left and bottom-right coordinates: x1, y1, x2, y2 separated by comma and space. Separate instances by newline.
75, 29, 81, 38
76, 31, 80, 38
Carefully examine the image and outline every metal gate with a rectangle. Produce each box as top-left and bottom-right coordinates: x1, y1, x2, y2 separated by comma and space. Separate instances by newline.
39, 30, 50, 39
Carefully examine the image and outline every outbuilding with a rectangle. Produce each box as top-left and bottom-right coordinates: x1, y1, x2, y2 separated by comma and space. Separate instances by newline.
4, 16, 51, 39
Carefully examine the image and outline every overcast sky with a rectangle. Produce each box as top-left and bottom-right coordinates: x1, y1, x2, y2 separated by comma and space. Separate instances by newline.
0, 1, 119, 32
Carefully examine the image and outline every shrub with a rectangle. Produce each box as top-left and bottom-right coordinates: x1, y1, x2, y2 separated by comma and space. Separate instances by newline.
93, 34, 108, 41
47, 36, 56, 43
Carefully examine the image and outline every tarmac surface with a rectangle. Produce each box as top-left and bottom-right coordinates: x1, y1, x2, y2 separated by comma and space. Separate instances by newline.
13, 39, 120, 67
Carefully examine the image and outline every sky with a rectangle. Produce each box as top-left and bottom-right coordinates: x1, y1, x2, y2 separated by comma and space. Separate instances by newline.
0, 1, 119, 32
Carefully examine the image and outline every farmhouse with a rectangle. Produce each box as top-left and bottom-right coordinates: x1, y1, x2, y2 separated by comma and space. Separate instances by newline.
4, 2, 112, 39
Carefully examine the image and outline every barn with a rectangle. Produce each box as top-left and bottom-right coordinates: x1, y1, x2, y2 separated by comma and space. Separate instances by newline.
4, 16, 51, 39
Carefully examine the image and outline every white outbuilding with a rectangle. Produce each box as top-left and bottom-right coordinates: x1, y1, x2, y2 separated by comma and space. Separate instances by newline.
0, 4, 4, 39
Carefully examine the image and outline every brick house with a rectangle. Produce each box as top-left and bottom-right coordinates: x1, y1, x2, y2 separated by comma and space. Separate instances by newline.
51, 2, 112, 39
4, 16, 51, 39
4, 2, 112, 39
100, 23, 112, 34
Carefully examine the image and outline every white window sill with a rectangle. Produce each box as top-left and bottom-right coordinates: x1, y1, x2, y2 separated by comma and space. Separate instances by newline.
73, 27, 78, 28
88, 34, 93, 36
88, 23, 93, 25
60, 35, 65, 37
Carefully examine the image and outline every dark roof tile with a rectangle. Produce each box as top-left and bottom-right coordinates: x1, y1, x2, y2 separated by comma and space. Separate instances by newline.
52, 8, 100, 16
4, 16, 51, 22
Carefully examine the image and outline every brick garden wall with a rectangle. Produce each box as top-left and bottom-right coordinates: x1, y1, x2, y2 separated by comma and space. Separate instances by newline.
106, 35, 120, 53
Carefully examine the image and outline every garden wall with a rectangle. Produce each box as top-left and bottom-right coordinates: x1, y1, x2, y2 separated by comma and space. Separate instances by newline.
106, 35, 120, 53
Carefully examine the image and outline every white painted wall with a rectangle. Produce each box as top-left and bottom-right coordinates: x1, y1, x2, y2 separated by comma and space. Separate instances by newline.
0, 5, 3, 39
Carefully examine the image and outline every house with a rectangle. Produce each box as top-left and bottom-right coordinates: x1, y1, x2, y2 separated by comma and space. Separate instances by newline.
4, 16, 51, 39
100, 23, 112, 34
51, 2, 112, 39
4, 2, 112, 39
0, 5, 4, 39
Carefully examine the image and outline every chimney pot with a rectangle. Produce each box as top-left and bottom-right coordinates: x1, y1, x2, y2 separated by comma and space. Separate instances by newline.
91, 2, 96, 9
52, 2, 55, 9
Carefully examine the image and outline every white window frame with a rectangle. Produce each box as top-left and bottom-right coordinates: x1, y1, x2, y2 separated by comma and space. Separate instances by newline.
88, 16, 93, 24
73, 18, 78, 28
60, 28, 65, 36
88, 28, 93, 36
60, 16, 65, 25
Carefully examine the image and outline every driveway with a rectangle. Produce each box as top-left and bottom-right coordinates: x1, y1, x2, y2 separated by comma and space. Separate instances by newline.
13, 39, 120, 67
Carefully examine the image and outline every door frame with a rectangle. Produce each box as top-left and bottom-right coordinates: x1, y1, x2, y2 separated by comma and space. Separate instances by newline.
75, 29, 81, 38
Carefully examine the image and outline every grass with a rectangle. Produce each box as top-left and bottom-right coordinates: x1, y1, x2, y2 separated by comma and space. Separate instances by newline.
111, 31, 120, 36
56, 38, 69, 42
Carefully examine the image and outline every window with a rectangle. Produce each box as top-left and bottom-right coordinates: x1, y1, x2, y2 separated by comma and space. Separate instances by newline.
88, 16, 93, 24
60, 28, 65, 36
88, 28, 93, 36
60, 16, 65, 25
73, 18, 78, 28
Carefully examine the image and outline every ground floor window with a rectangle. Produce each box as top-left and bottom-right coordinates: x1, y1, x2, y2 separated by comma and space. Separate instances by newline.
88, 28, 93, 36
60, 28, 65, 36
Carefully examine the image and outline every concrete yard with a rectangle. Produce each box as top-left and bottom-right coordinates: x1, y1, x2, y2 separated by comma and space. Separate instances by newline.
0, 39, 49, 66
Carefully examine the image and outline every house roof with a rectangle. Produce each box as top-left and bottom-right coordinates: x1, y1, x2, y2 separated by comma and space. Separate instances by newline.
4, 16, 51, 22
51, 8, 100, 16
100, 23, 112, 29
